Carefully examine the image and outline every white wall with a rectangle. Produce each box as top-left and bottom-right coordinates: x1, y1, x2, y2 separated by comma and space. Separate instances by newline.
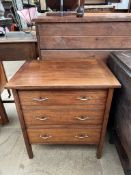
112, 0, 129, 9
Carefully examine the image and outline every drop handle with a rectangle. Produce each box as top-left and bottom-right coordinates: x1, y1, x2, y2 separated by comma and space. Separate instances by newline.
35, 116, 48, 121
33, 97, 48, 102
75, 116, 89, 121
76, 97, 92, 101
40, 134, 52, 140
75, 134, 89, 139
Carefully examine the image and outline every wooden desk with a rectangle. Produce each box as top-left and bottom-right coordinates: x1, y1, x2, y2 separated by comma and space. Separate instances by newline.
0, 32, 37, 61
34, 13, 131, 62
6, 60, 120, 159
0, 31, 37, 124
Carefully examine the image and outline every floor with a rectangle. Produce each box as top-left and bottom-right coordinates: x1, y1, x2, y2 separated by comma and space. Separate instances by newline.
0, 61, 125, 175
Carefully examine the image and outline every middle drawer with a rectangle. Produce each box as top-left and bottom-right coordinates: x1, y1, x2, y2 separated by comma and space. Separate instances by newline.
23, 108, 104, 126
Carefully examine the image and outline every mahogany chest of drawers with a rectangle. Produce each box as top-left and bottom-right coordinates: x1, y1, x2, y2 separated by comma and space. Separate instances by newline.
6, 60, 120, 159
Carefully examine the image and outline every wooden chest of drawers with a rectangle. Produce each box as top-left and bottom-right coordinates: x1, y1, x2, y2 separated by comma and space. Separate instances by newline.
6, 60, 120, 159
33, 13, 131, 62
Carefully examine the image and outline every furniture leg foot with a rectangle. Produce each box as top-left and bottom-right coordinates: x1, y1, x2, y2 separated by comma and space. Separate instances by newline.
23, 133, 33, 159
22, 129, 34, 159
27, 147, 33, 159
0, 97, 9, 124
97, 146, 102, 159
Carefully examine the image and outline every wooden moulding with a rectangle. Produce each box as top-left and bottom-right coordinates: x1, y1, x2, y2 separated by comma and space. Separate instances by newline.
36, 25, 42, 61
33, 13, 131, 23
40, 50, 129, 62
12, 90, 33, 159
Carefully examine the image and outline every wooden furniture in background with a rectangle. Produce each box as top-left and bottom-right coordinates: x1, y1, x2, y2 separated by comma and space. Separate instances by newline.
33, 13, 131, 62
6, 60, 120, 158
0, 63, 9, 124
46, 0, 85, 11
108, 51, 131, 175
85, 0, 120, 4
0, 31, 37, 125
0, 32, 37, 61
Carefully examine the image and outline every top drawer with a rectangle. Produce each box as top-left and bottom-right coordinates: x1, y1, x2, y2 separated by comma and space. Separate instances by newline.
19, 90, 107, 107
38, 23, 131, 37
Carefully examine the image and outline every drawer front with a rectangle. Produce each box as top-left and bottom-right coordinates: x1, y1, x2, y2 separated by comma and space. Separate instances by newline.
23, 108, 104, 126
40, 50, 110, 62
40, 50, 129, 63
39, 36, 131, 50
38, 23, 131, 36
27, 128, 101, 144
19, 90, 107, 107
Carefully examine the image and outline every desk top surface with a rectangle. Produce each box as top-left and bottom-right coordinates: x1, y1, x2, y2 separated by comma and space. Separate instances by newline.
0, 32, 37, 43
6, 60, 121, 89
33, 13, 131, 23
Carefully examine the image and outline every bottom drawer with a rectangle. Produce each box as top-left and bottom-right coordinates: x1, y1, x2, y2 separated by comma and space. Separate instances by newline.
27, 127, 101, 144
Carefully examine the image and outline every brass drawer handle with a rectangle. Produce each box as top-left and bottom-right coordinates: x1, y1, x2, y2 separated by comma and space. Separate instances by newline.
40, 134, 52, 140
75, 134, 89, 139
75, 116, 89, 121
35, 116, 48, 121
33, 97, 48, 102
76, 97, 92, 101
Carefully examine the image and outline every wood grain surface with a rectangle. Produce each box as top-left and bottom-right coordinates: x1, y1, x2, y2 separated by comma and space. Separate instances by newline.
19, 90, 107, 106
33, 13, 131, 23
40, 50, 129, 62
27, 127, 101, 144
0, 43, 37, 61
23, 107, 104, 126
6, 60, 121, 89
0, 32, 38, 61
38, 23, 131, 36
39, 36, 131, 49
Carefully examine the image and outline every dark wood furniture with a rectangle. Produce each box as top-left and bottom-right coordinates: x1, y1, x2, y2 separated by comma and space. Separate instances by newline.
0, 32, 37, 61
6, 59, 120, 159
85, 0, 120, 3
33, 13, 131, 62
46, 0, 85, 11
108, 51, 131, 175
0, 63, 9, 124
